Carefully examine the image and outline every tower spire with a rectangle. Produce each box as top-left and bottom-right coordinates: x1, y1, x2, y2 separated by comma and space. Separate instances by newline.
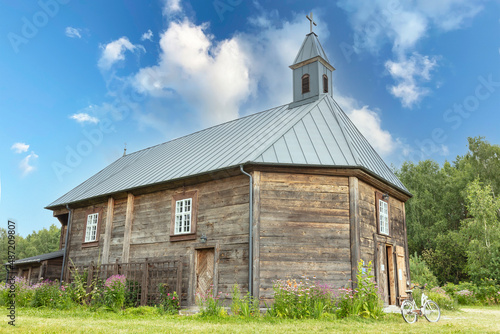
289, 18, 335, 108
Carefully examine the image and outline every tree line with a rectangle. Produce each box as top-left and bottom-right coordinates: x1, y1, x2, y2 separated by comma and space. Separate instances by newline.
395, 137, 500, 285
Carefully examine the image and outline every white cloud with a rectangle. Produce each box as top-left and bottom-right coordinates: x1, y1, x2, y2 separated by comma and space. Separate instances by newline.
65, 27, 82, 38
338, 0, 483, 54
70, 112, 99, 124
98, 37, 145, 70
337, 0, 484, 107
385, 53, 438, 107
134, 19, 251, 125
163, 0, 182, 16
19, 152, 38, 176
141, 29, 153, 41
334, 95, 398, 157
11, 142, 29, 154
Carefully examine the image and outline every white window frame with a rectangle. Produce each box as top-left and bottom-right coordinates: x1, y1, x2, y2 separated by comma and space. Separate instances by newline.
379, 199, 389, 235
85, 213, 99, 242
174, 198, 192, 235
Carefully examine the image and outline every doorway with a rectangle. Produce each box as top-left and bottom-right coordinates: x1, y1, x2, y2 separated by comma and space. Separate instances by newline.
385, 244, 396, 305
195, 248, 215, 298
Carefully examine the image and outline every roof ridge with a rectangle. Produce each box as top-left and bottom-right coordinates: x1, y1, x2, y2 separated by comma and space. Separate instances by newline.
325, 95, 360, 166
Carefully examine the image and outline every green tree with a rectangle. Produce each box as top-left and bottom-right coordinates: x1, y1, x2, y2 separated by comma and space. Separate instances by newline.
462, 179, 500, 283
421, 230, 468, 284
395, 137, 500, 284
16, 224, 61, 260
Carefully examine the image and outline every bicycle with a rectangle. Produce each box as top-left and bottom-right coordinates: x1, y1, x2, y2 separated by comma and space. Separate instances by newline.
401, 284, 441, 323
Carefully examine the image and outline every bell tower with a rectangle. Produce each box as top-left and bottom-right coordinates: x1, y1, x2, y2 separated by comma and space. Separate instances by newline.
289, 13, 335, 108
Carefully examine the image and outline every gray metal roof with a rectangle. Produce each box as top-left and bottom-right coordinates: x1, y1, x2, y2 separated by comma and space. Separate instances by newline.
292, 32, 330, 65
47, 95, 409, 209
10, 250, 64, 265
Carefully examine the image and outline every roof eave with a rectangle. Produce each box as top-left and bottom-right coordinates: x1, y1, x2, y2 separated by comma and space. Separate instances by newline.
289, 55, 335, 71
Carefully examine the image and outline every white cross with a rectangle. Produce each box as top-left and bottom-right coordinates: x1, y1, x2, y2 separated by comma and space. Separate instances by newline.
306, 12, 317, 33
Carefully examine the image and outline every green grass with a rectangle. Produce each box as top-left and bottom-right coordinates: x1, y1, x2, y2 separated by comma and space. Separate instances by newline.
0, 306, 499, 333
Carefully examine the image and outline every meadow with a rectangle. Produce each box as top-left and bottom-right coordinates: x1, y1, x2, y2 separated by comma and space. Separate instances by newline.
0, 306, 499, 334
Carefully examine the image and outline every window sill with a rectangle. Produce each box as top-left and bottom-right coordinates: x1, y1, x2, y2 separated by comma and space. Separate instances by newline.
170, 233, 197, 242
82, 241, 99, 248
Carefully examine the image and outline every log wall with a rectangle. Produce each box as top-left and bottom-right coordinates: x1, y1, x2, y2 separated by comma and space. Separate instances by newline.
258, 172, 351, 300
66, 175, 250, 304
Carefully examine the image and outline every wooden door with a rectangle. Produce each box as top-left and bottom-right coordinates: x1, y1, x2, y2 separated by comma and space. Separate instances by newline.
396, 245, 408, 301
196, 248, 215, 297
377, 243, 389, 304
377, 243, 396, 305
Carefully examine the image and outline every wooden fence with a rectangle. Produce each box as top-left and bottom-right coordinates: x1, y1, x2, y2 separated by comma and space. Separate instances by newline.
67, 258, 183, 306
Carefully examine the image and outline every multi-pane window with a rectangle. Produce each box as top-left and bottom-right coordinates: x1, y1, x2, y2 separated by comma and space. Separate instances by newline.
302, 74, 310, 94
379, 200, 389, 235
85, 213, 99, 242
175, 198, 192, 234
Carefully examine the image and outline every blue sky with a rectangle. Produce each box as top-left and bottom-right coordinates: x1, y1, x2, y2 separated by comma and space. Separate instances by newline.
1, 0, 499, 236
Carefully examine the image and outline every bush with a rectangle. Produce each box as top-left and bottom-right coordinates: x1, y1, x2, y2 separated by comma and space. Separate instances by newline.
125, 279, 141, 308
267, 277, 337, 319
409, 252, 439, 287
413, 286, 456, 310
159, 283, 180, 315
455, 289, 477, 305
476, 278, 500, 305
31, 280, 74, 309
2, 277, 36, 307
67, 266, 89, 305
337, 261, 384, 319
230, 284, 259, 317
103, 275, 126, 311
196, 285, 226, 317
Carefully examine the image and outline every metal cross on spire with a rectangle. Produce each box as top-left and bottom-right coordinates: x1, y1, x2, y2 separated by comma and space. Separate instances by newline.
306, 12, 317, 33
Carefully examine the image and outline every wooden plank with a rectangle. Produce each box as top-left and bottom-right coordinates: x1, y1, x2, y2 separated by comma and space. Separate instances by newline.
252, 171, 261, 300
176, 260, 183, 295
261, 189, 349, 203
102, 197, 115, 264
376, 242, 388, 304
349, 176, 360, 286
122, 193, 135, 263
396, 245, 407, 300
261, 172, 349, 186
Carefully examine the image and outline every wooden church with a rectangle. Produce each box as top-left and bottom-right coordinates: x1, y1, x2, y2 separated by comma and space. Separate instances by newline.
46, 22, 412, 306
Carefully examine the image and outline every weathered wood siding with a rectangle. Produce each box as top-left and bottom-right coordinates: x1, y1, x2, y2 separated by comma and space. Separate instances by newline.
358, 180, 406, 264
358, 179, 407, 304
66, 175, 250, 304
67, 202, 108, 264
258, 172, 351, 300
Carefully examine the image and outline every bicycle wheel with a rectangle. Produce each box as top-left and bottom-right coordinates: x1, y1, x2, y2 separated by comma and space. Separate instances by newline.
423, 300, 440, 322
401, 300, 417, 324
